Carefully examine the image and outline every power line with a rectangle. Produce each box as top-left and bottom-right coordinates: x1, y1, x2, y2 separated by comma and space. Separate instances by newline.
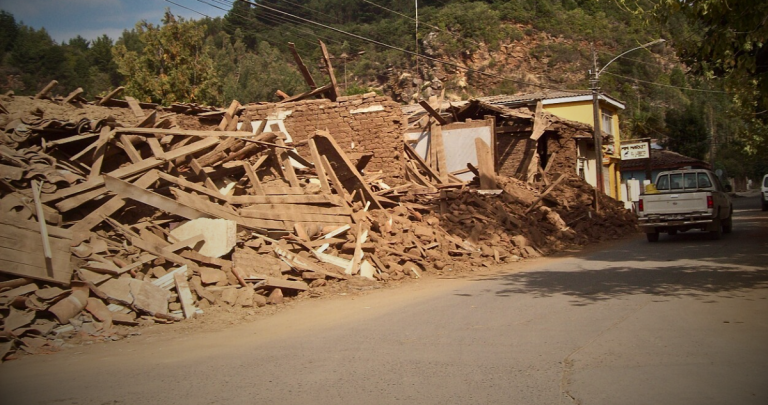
360, 0, 486, 49
236, 0, 581, 92
602, 71, 729, 94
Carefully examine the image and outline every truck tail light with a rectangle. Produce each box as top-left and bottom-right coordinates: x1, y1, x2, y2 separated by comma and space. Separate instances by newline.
707, 195, 713, 209
638, 198, 644, 212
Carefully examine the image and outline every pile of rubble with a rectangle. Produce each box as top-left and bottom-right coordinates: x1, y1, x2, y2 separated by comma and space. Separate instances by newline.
0, 82, 636, 361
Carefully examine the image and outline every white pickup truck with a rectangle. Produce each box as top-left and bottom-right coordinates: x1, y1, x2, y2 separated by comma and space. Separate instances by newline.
637, 169, 733, 242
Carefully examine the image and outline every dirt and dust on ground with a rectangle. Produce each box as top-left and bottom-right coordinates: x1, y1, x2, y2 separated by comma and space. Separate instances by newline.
0, 87, 637, 362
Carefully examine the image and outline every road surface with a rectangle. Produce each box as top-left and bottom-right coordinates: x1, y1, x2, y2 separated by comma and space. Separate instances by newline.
1, 196, 767, 404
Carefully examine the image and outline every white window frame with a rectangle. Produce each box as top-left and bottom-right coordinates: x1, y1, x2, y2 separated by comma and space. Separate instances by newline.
601, 111, 613, 135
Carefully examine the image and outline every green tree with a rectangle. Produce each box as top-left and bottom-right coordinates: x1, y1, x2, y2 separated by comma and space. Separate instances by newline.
663, 102, 709, 160
112, 10, 217, 104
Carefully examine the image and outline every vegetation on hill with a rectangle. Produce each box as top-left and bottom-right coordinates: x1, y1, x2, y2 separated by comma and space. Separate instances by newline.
0, 0, 765, 179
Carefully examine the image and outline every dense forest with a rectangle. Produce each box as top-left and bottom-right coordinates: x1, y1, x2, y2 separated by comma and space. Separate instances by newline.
0, 0, 765, 179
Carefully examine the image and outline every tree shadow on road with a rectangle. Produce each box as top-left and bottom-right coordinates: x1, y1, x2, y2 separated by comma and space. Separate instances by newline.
491, 266, 768, 306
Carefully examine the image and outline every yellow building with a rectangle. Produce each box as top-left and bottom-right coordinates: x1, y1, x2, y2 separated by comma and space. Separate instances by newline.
478, 91, 626, 199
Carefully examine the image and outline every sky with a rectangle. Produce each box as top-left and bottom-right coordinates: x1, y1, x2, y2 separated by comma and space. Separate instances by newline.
0, 0, 228, 44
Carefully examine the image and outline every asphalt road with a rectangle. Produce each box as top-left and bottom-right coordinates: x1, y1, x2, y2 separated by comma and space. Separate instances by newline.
1, 196, 767, 405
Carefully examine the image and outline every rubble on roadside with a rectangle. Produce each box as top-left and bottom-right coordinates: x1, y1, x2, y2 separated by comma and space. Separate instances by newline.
0, 80, 636, 362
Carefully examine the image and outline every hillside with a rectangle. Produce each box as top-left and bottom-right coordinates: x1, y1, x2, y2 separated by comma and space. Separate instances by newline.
0, 0, 765, 178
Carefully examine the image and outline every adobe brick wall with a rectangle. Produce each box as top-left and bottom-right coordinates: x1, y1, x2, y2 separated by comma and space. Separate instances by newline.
244, 93, 406, 184
496, 127, 580, 179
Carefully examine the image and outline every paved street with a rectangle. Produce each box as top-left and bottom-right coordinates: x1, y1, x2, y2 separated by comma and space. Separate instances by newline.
1, 196, 766, 405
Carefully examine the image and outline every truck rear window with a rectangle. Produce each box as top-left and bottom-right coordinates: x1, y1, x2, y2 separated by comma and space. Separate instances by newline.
684, 173, 697, 188
657, 175, 669, 190
698, 173, 712, 188
670, 174, 683, 190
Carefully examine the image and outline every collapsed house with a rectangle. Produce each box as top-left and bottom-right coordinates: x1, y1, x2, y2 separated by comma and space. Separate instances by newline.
0, 44, 637, 362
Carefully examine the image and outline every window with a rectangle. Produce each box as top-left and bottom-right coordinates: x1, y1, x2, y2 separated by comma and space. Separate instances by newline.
601, 111, 613, 135
670, 174, 683, 190
684, 173, 697, 189
698, 173, 713, 188
764, 176, 768, 187
657, 175, 669, 190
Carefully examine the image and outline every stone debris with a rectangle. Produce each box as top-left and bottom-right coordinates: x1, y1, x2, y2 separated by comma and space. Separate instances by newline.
0, 75, 636, 362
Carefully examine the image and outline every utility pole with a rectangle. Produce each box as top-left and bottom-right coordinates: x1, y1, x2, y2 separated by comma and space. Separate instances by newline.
415, 0, 420, 101
590, 43, 605, 206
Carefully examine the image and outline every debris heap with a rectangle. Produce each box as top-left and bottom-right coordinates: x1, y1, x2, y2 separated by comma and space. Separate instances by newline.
0, 86, 635, 361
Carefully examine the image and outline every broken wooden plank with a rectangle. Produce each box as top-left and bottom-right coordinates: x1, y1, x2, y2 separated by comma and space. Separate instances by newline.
61, 87, 83, 105
30, 181, 52, 260
173, 272, 197, 319
114, 127, 256, 138
156, 171, 229, 203
474, 137, 497, 189
118, 135, 143, 163
170, 188, 285, 230
42, 137, 218, 202
89, 127, 114, 179
312, 131, 382, 209
279, 82, 334, 104
125, 96, 145, 117
419, 100, 448, 125
34, 80, 58, 99
0, 222, 73, 285
404, 142, 444, 185
308, 137, 331, 195
525, 173, 566, 214
241, 161, 265, 196
96, 86, 124, 106
69, 171, 159, 236
318, 40, 339, 101
242, 204, 352, 216
240, 209, 351, 224
229, 194, 346, 206
289, 42, 318, 91
431, 124, 449, 182
104, 175, 209, 220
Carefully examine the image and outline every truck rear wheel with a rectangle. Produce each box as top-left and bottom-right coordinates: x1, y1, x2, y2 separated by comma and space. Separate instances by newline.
723, 215, 733, 234
709, 219, 723, 240
646, 232, 659, 242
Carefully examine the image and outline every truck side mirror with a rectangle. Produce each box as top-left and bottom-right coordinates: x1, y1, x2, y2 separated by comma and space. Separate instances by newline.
724, 184, 733, 192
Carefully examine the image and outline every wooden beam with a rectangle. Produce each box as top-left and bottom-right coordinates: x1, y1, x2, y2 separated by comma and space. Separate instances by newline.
475, 137, 497, 189
318, 40, 339, 101
156, 171, 229, 203
279, 83, 334, 104
289, 42, 318, 91
69, 171, 159, 235
96, 86, 124, 106
114, 127, 257, 138
431, 124, 449, 182
34, 80, 57, 99
228, 194, 346, 206
419, 100, 448, 125
125, 96, 145, 118
308, 138, 331, 195
525, 173, 567, 214
118, 135, 143, 163
275, 138, 300, 187
241, 161, 266, 196
312, 131, 382, 209
404, 142, 444, 184
89, 127, 114, 180
61, 87, 84, 105
104, 175, 209, 220
41, 137, 218, 202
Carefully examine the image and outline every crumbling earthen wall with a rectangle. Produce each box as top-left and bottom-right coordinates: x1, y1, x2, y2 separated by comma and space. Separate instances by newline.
244, 93, 406, 183
495, 126, 581, 179
496, 133, 535, 178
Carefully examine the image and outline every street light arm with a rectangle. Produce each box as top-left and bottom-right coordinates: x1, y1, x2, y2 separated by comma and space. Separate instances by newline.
596, 39, 665, 77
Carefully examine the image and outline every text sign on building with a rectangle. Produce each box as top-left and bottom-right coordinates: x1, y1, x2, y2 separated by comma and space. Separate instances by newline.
620, 142, 650, 160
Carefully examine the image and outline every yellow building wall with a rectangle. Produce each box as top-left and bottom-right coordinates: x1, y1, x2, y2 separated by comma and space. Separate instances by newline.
543, 100, 623, 199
